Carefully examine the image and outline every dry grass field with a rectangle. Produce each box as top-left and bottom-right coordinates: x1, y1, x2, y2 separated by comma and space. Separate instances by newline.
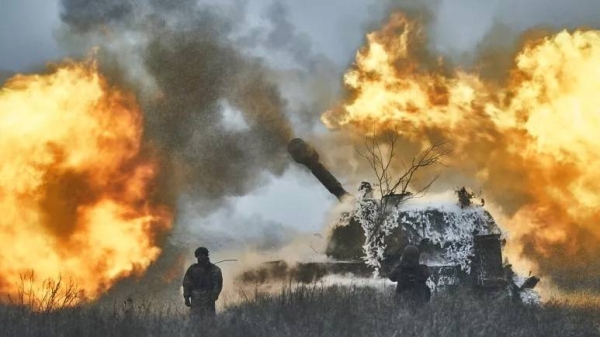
1, 284, 599, 337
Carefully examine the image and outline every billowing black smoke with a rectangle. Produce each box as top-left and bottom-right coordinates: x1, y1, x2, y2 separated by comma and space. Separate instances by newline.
59, 0, 295, 214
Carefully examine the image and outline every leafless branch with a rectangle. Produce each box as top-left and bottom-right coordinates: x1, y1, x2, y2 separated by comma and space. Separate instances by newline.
8, 271, 81, 312
357, 132, 449, 200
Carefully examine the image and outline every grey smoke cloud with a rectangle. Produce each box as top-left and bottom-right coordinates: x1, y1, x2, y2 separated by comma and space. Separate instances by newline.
60, 0, 134, 31
58, 0, 295, 215
180, 208, 299, 252
52, 4, 349, 293
262, 1, 315, 71
54, 0, 308, 300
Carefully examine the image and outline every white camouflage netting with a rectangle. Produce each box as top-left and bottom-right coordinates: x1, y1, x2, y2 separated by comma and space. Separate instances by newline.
332, 191, 540, 303
348, 194, 502, 273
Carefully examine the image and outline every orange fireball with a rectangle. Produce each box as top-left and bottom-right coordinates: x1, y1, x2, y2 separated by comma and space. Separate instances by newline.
324, 13, 600, 289
0, 60, 172, 304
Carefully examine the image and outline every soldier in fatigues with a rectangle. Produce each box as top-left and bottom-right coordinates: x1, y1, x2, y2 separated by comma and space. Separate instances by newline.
183, 247, 223, 319
388, 245, 431, 307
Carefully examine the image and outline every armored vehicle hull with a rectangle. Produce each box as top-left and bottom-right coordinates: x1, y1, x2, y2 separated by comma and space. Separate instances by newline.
238, 138, 539, 303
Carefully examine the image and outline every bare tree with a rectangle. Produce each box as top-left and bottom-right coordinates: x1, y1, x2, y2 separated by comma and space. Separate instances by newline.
355, 131, 449, 272
356, 131, 449, 205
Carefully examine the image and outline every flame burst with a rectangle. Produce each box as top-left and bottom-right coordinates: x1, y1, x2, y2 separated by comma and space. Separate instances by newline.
0, 61, 172, 303
324, 13, 600, 289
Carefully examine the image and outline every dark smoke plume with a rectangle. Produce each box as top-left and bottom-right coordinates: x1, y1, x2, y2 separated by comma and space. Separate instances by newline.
57, 0, 303, 299
235, 0, 343, 134
59, 0, 294, 213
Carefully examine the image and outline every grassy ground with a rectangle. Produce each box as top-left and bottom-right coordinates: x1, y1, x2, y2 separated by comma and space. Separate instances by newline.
1, 285, 599, 337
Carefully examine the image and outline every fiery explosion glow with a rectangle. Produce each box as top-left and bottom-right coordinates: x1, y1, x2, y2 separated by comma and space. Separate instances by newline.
323, 13, 600, 289
0, 61, 172, 303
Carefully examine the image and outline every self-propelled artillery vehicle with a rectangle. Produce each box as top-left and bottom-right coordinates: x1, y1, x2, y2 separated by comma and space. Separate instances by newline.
239, 138, 539, 302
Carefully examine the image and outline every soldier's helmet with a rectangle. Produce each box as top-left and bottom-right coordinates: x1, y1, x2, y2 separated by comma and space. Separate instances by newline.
401, 245, 420, 265
194, 247, 209, 257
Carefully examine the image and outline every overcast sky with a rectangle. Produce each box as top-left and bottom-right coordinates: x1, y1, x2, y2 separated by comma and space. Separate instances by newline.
3, 0, 600, 247
4, 0, 600, 83
0, 0, 62, 71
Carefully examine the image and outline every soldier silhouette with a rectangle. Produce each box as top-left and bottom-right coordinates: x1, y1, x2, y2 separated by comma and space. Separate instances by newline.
182, 247, 223, 319
388, 245, 431, 307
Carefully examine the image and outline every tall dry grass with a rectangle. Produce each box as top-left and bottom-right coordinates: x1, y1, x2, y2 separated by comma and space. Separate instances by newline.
1, 284, 599, 337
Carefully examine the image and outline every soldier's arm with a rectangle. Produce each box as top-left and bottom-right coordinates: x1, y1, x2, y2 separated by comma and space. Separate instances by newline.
211, 267, 223, 301
388, 265, 401, 282
182, 266, 194, 298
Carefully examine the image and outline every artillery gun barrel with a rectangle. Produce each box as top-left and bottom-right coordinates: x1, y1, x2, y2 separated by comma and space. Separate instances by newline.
287, 138, 350, 201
